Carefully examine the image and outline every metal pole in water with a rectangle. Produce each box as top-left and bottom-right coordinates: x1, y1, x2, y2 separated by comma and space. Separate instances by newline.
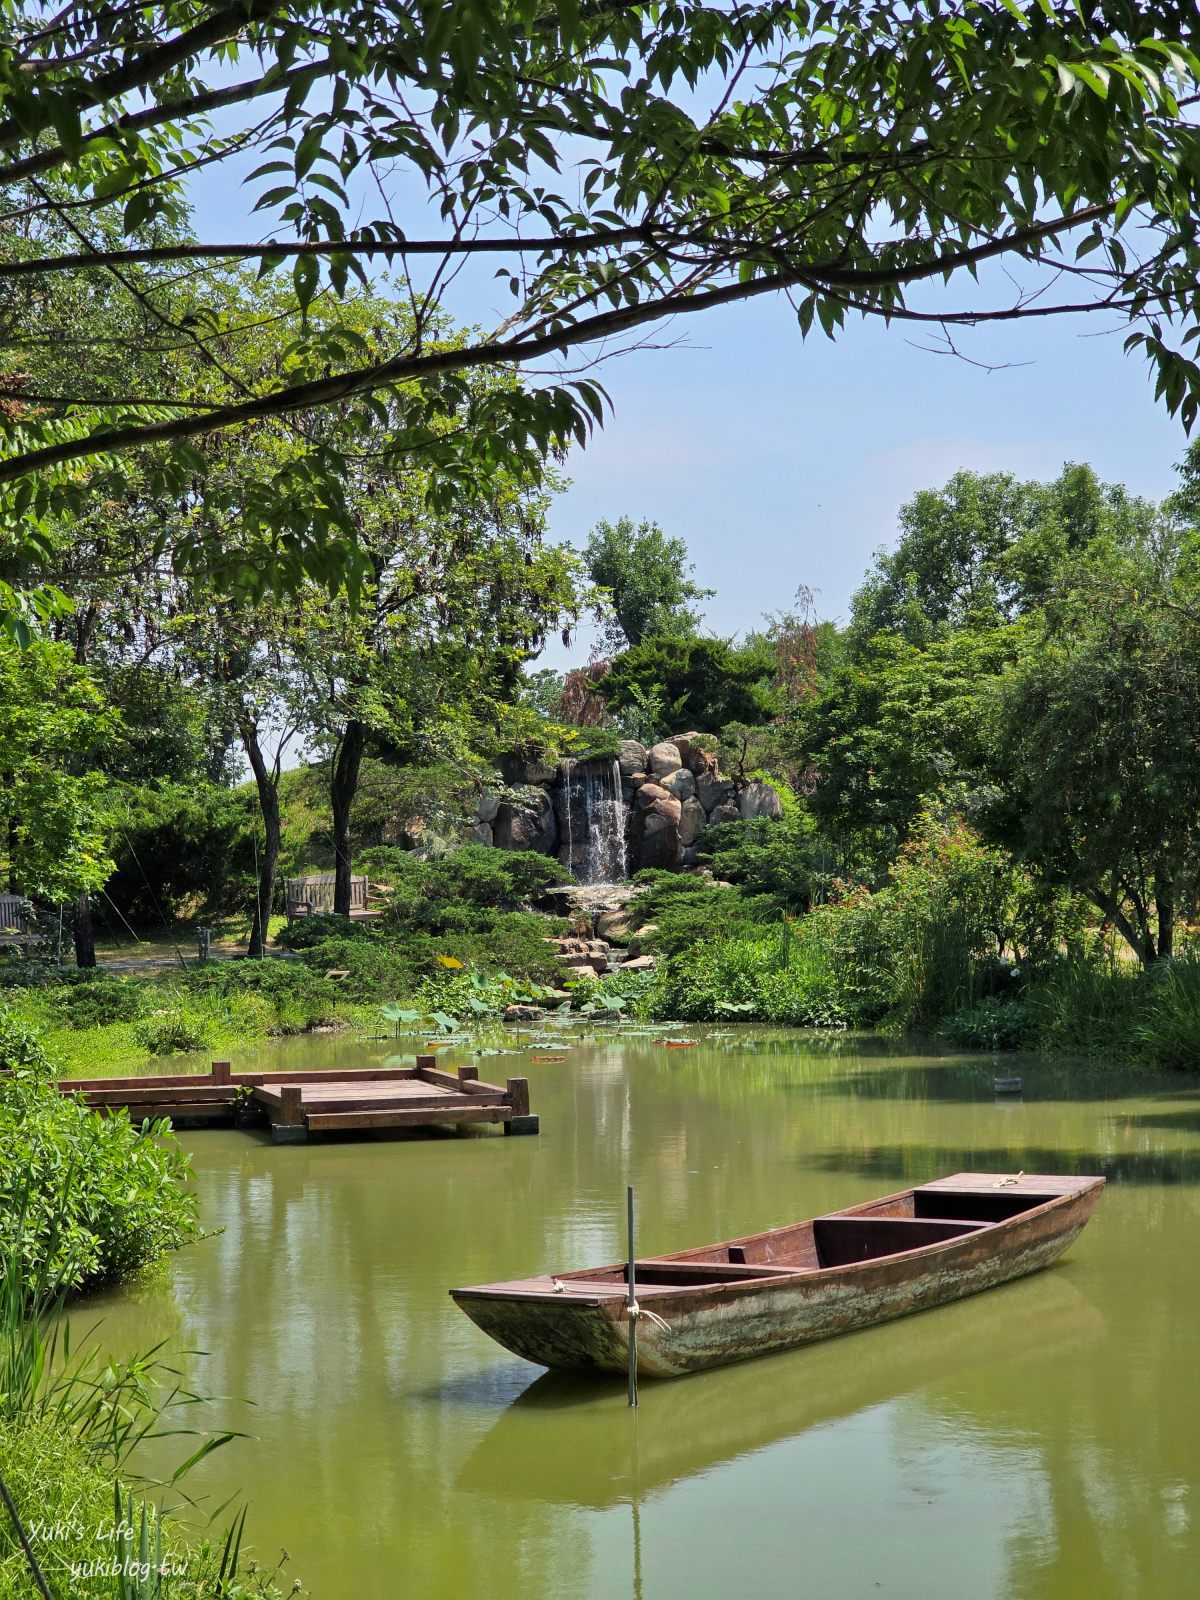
627, 1184, 638, 1407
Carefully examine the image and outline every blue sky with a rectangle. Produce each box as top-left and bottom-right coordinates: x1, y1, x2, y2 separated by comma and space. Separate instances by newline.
537, 283, 1189, 667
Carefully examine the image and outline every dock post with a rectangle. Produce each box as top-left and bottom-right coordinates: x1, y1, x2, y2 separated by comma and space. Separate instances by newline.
458, 1065, 479, 1082
415, 1053, 436, 1075
272, 1083, 308, 1144
211, 1061, 231, 1085
504, 1077, 539, 1136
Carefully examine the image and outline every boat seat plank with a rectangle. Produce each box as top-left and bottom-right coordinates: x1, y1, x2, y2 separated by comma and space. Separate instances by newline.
633, 1259, 812, 1282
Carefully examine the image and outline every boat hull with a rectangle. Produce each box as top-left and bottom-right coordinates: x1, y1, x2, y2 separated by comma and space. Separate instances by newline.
451, 1177, 1103, 1378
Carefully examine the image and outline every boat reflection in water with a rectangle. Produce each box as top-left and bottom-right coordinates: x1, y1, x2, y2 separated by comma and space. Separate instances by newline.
458, 1269, 1104, 1511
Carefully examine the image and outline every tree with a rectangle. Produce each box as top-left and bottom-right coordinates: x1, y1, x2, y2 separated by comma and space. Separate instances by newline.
0, 639, 116, 961
583, 518, 712, 650
791, 627, 1018, 882
286, 486, 584, 915
600, 634, 779, 739
2, 2, 1200, 605
848, 464, 1160, 648
978, 552, 1200, 966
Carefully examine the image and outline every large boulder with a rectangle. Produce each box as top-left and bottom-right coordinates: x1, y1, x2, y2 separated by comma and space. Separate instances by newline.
638, 805, 683, 868
475, 788, 501, 824
630, 786, 682, 869
696, 770, 735, 812
498, 752, 558, 786
679, 796, 707, 846
493, 787, 558, 854
465, 821, 493, 846
661, 767, 696, 802
634, 780, 672, 810
738, 780, 784, 821
596, 907, 635, 943
618, 739, 648, 778
668, 731, 701, 766
646, 740, 683, 779
708, 799, 741, 828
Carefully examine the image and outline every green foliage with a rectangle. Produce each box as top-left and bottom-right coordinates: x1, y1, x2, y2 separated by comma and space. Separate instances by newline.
275, 911, 365, 951
848, 464, 1158, 647
583, 517, 712, 650
978, 542, 1200, 967
107, 781, 254, 921
3, 0, 1200, 614
41, 975, 149, 1029
700, 816, 837, 910
650, 926, 847, 1028
600, 634, 779, 740
299, 937, 424, 1004
0, 639, 117, 900
377, 845, 568, 928
0, 1010, 199, 1290
942, 997, 1036, 1052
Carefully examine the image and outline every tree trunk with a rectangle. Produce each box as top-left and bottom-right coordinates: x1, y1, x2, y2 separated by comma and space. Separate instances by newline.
331, 719, 367, 918
242, 721, 282, 959
1156, 867, 1175, 962
73, 890, 96, 969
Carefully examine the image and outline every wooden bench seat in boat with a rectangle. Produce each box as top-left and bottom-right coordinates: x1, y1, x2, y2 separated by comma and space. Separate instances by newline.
629, 1259, 813, 1285
812, 1216, 988, 1268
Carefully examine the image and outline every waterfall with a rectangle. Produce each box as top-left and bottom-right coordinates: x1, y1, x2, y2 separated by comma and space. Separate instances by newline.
582, 758, 628, 884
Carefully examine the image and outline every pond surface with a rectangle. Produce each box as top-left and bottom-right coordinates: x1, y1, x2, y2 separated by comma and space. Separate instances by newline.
87, 1031, 1200, 1599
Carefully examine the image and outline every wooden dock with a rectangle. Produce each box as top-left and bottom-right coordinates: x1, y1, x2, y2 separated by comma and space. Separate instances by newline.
57, 1056, 538, 1144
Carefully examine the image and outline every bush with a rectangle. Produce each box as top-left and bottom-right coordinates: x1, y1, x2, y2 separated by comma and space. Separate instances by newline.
299, 936, 425, 1002
626, 878, 778, 958
650, 925, 847, 1027
107, 780, 254, 920
942, 997, 1036, 1051
376, 844, 568, 930
42, 975, 150, 1028
275, 911, 365, 950
700, 815, 837, 910
133, 1002, 214, 1056
0, 1009, 199, 1291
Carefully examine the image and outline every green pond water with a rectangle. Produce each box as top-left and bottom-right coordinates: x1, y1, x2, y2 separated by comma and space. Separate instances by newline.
84, 1030, 1199, 1599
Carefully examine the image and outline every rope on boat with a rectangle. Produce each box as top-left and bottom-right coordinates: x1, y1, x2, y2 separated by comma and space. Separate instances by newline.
627, 1300, 671, 1334
994, 1170, 1026, 1187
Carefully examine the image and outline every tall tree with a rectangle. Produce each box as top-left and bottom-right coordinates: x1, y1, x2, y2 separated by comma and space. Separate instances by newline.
1, 2, 1200, 607
848, 464, 1160, 648
583, 518, 712, 651
0, 639, 116, 963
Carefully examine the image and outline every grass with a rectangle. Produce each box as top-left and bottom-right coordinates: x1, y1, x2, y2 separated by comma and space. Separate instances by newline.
0, 1167, 295, 1599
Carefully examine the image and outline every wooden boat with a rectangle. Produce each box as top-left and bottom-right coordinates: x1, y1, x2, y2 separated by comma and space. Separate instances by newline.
450, 1172, 1104, 1378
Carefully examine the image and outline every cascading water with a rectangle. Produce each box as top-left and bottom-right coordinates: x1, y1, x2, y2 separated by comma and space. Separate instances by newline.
559, 758, 628, 884
582, 759, 628, 884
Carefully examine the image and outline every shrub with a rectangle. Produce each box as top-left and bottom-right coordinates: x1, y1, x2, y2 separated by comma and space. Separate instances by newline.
299, 936, 425, 1002
42, 975, 150, 1028
650, 925, 847, 1027
0, 1009, 199, 1291
942, 997, 1036, 1051
133, 1002, 214, 1056
274, 911, 365, 950
107, 780, 254, 920
700, 815, 838, 910
377, 844, 569, 930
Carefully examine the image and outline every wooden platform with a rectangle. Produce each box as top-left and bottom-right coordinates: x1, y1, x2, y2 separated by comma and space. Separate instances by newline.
56, 1056, 537, 1144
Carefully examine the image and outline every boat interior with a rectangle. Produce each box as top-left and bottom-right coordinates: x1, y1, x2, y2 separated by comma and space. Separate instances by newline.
563, 1184, 1064, 1291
